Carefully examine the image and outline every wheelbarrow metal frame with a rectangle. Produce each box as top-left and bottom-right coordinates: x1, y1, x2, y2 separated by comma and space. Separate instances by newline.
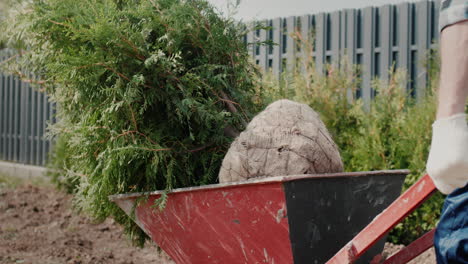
326, 174, 437, 264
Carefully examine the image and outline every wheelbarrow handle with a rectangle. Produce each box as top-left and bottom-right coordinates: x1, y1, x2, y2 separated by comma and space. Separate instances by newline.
326, 174, 437, 264
382, 228, 436, 264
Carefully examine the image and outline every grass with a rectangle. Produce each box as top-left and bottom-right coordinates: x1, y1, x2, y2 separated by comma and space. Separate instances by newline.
0, 173, 24, 189
0, 172, 50, 190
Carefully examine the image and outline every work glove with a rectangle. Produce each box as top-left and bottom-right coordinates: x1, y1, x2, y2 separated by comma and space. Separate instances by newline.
427, 113, 468, 195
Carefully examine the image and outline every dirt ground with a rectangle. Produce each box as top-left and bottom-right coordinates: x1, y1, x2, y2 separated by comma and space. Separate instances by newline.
380, 243, 435, 264
0, 178, 173, 264
0, 176, 435, 264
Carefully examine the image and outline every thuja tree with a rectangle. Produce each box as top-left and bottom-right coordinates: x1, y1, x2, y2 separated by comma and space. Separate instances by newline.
4, 0, 259, 245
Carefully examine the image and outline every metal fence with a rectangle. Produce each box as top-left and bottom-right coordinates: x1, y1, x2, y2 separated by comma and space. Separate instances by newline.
0, 50, 55, 166
247, 0, 441, 102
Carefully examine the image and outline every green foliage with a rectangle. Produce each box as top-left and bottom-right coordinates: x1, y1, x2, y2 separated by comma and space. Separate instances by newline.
257, 45, 447, 244
0, 173, 23, 189
3, 0, 258, 246
47, 134, 79, 193
0, 0, 24, 48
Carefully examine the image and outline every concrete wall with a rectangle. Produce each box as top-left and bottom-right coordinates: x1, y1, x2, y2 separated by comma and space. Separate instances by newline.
0, 160, 48, 180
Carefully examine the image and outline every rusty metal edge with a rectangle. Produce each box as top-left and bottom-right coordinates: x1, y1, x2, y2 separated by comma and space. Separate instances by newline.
108, 169, 410, 202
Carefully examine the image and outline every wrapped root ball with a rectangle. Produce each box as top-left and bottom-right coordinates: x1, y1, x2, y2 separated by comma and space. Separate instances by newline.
219, 99, 344, 183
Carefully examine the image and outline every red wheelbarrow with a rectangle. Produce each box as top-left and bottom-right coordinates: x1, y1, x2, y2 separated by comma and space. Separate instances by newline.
109, 170, 431, 263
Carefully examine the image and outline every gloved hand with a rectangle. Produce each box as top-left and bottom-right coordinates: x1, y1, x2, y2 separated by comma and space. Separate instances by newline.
427, 113, 468, 194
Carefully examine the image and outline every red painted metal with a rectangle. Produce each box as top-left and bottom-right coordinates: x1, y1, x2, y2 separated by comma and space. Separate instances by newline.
109, 170, 409, 263
116, 182, 293, 264
383, 229, 436, 264
326, 174, 437, 264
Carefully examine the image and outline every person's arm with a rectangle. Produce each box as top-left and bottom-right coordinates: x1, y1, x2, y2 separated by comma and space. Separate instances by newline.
426, 16, 468, 195
436, 20, 468, 119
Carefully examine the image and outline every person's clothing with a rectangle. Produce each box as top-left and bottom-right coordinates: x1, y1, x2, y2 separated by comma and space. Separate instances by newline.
434, 184, 468, 264
439, 0, 468, 32
434, 2, 468, 263
427, 114, 468, 194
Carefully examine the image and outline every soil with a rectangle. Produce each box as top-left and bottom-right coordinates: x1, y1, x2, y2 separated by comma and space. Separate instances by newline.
0, 182, 173, 264
380, 243, 436, 264
0, 178, 436, 264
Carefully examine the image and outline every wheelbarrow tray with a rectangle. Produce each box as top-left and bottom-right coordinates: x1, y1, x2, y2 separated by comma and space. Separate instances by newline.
109, 170, 408, 264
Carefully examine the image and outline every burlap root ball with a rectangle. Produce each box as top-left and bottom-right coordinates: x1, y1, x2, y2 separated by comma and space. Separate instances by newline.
219, 99, 344, 183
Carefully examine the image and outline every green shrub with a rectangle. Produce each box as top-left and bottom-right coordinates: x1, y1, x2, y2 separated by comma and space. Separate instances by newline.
47, 134, 79, 194
257, 45, 449, 244
3, 0, 259, 246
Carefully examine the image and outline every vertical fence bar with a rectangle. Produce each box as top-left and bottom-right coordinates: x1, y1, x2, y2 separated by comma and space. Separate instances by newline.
345, 9, 356, 100
356, 9, 364, 98
48, 99, 55, 161
280, 18, 287, 73
255, 26, 261, 66
325, 13, 331, 64
362, 7, 374, 103
254, 26, 260, 65
4, 73, 8, 160
42, 91, 48, 165
315, 13, 326, 74
373, 7, 381, 84
381, 5, 392, 82
300, 15, 310, 49
18, 80, 24, 163
30, 86, 36, 164
246, 26, 254, 58
416, 0, 430, 98
36, 89, 43, 165
339, 11, 347, 62
13, 74, 19, 162
398, 3, 411, 90
310, 15, 317, 64
17, 76, 22, 162
331, 11, 341, 67
20, 79, 28, 164
300, 15, 310, 72
11, 74, 15, 162
259, 20, 268, 70
346, 9, 356, 64
8, 74, 13, 161
286, 16, 295, 72
433, 0, 441, 43
26, 80, 32, 165
409, 3, 417, 97
272, 18, 282, 75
